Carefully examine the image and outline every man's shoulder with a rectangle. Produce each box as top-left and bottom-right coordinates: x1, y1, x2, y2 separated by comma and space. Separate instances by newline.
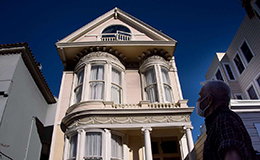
215, 108, 241, 124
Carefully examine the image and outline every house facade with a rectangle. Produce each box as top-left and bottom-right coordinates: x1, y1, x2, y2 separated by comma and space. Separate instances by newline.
49, 8, 195, 160
0, 43, 56, 160
195, 0, 260, 159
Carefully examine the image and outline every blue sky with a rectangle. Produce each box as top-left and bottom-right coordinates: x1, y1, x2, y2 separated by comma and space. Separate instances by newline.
0, 0, 246, 142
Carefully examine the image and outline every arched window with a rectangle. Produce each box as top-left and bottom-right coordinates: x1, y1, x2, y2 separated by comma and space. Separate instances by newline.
101, 25, 131, 41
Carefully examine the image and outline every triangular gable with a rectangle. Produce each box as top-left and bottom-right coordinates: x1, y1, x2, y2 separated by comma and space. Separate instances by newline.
59, 7, 176, 43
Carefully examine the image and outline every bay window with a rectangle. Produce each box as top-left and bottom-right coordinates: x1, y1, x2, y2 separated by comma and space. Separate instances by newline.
69, 134, 78, 160
72, 52, 125, 105
141, 56, 173, 103
111, 134, 123, 160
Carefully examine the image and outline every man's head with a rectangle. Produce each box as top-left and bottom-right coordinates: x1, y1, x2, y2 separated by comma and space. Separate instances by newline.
196, 80, 231, 117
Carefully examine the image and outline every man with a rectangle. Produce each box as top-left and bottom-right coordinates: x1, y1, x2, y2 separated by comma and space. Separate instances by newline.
196, 81, 256, 160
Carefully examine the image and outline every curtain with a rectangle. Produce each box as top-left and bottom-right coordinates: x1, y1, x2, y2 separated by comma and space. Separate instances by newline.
85, 132, 102, 159
161, 68, 170, 84
111, 85, 121, 104
146, 85, 158, 103
145, 68, 156, 85
77, 70, 84, 85
164, 85, 172, 103
111, 134, 123, 160
69, 134, 78, 158
112, 68, 121, 85
90, 65, 104, 100
75, 70, 84, 103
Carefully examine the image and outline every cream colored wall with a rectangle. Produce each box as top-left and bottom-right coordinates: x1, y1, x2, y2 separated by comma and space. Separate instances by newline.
74, 18, 153, 42
52, 125, 65, 160
169, 72, 181, 103
125, 70, 142, 104
194, 133, 206, 160
225, 15, 260, 99
57, 72, 74, 122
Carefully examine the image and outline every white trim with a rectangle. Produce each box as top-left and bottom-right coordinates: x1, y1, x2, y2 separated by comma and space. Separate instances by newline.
232, 51, 246, 76
245, 82, 259, 99
251, 0, 260, 19
253, 72, 260, 95
212, 66, 225, 82
254, 123, 260, 138
231, 99, 260, 106
222, 62, 236, 81
233, 93, 244, 100
238, 38, 255, 65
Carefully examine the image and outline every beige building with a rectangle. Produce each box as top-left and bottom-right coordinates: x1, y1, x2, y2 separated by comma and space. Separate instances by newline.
49, 8, 195, 160
195, 0, 260, 159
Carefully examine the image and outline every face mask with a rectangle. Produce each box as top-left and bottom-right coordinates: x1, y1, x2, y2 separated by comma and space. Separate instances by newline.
196, 95, 211, 117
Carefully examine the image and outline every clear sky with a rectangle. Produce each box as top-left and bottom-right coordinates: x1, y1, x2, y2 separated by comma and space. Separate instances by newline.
0, 0, 246, 142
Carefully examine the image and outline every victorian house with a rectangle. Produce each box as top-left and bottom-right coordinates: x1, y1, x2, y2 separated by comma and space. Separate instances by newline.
49, 8, 195, 160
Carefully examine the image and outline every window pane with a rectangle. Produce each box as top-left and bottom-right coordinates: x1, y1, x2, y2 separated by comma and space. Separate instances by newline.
224, 64, 235, 80
112, 68, 121, 85
215, 69, 224, 81
241, 42, 253, 63
146, 85, 158, 103
111, 134, 123, 160
69, 134, 78, 158
236, 95, 243, 100
247, 86, 258, 99
89, 82, 104, 100
161, 141, 178, 153
77, 70, 84, 85
85, 132, 102, 158
75, 86, 82, 103
152, 142, 159, 154
111, 85, 121, 104
90, 65, 104, 80
161, 68, 170, 84
234, 54, 245, 74
145, 68, 156, 85
164, 85, 172, 102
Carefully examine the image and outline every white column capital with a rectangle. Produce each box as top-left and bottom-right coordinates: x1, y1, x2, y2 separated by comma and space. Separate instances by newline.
141, 127, 152, 133
77, 129, 85, 133
183, 126, 193, 130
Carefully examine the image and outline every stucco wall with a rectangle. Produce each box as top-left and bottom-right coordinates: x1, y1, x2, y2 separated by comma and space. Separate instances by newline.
0, 54, 49, 160
125, 70, 142, 104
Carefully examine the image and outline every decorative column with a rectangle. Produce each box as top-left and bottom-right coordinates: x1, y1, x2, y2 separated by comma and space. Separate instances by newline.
63, 136, 70, 160
77, 129, 85, 160
183, 126, 195, 160
141, 127, 153, 160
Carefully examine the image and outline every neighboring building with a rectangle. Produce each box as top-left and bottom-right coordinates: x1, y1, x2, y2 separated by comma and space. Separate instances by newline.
195, 1, 260, 159
49, 8, 195, 160
0, 43, 56, 160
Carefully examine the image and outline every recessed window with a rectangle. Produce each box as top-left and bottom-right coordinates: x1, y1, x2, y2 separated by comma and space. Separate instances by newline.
101, 25, 131, 41
111, 68, 122, 104
233, 54, 245, 74
234, 93, 243, 100
240, 41, 253, 63
69, 134, 78, 159
111, 134, 123, 160
89, 65, 104, 100
223, 64, 235, 80
75, 70, 84, 103
215, 69, 224, 81
85, 132, 102, 159
144, 67, 158, 103
247, 85, 258, 99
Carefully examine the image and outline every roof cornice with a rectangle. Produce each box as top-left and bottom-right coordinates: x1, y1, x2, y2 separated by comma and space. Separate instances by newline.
0, 43, 56, 104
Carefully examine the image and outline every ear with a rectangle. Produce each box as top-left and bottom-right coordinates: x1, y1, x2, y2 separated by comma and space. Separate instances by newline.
208, 96, 213, 105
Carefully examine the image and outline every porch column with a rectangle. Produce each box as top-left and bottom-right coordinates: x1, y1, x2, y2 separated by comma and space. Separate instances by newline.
141, 127, 153, 160
183, 126, 195, 160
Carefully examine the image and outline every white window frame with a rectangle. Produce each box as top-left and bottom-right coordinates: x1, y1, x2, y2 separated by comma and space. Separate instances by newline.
239, 38, 255, 65
234, 93, 244, 100
143, 66, 159, 103
71, 53, 125, 105
140, 61, 173, 103
160, 67, 173, 103
212, 67, 225, 82
251, 0, 260, 18
222, 62, 236, 81
245, 82, 259, 100
232, 51, 246, 76
253, 72, 260, 95
254, 123, 260, 138
111, 66, 123, 104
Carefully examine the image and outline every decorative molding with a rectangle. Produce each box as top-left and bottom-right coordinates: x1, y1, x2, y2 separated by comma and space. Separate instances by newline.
68, 114, 190, 129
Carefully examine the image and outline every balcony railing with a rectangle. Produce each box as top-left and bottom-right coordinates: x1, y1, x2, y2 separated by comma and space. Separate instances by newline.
101, 31, 131, 41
